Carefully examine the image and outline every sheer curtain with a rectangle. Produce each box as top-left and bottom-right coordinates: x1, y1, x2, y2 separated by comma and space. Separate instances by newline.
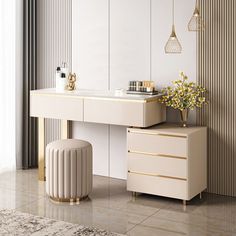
0, 0, 23, 171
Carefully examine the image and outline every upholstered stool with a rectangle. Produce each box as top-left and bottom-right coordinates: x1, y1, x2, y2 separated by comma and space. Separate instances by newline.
45, 139, 93, 203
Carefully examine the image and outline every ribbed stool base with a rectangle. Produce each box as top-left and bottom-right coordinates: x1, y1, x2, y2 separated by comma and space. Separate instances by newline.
46, 139, 93, 201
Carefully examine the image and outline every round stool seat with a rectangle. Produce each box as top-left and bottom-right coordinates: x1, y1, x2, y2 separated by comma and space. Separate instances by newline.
46, 139, 93, 203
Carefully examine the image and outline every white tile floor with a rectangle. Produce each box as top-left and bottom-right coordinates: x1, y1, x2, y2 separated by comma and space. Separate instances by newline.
0, 169, 236, 235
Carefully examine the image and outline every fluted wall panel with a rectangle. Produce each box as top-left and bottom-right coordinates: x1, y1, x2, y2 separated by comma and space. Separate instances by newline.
197, 0, 236, 196
36, 0, 72, 145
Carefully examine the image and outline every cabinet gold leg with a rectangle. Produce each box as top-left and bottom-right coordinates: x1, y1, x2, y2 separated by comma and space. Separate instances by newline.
61, 120, 70, 139
199, 192, 202, 199
183, 200, 187, 211
38, 118, 45, 181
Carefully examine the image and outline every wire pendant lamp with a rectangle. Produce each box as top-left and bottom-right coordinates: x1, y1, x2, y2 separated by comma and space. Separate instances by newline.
165, 0, 182, 54
188, 0, 204, 31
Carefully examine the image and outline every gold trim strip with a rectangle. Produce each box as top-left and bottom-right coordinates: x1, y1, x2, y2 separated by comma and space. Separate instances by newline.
49, 195, 88, 203
85, 97, 146, 103
128, 171, 187, 181
158, 133, 187, 138
128, 150, 187, 160
30, 92, 159, 103
157, 175, 187, 181
128, 170, 158, 177
128, 130, 187, 138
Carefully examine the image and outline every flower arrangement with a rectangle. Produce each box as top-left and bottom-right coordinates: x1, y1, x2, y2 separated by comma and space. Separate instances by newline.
159, 72, 207, 111
159, 71, 208, 127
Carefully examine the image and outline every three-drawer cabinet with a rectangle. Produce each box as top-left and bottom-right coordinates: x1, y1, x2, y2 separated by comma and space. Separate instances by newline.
127, 124, 207, 203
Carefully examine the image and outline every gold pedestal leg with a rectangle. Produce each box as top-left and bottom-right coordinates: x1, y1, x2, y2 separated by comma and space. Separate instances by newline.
38, 118, 45, 181
200, 192, 202, 199
38, 119, 69, 181
61, 120, 70, 139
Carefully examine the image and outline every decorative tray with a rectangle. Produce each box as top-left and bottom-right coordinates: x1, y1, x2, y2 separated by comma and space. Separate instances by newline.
126, 90, 159, 95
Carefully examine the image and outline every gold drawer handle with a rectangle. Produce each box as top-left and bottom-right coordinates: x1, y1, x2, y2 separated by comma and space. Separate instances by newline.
128, 170, 187, 181
157, 133, 187, 139
128, 150, 187, 160
128, 130, 187, 138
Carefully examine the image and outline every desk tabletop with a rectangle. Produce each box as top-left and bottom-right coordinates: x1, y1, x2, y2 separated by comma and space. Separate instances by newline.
30, 88, 162, 102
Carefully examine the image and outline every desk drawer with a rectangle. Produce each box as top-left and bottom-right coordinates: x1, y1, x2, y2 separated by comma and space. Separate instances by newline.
127, 131, 187, 157
84, 98, 144, 127
128, 152, 187, 179
30, 94, 83, 121
127, 172, 187, 200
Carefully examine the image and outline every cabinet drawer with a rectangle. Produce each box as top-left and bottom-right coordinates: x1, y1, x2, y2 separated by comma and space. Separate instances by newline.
128, 152, 187, 179
127, 172, 187, 200
127, 131, 187, 157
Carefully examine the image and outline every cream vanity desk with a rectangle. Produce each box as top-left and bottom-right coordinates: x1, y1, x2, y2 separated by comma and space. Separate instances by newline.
127, 124, 207, 205
30, 89, 166, 181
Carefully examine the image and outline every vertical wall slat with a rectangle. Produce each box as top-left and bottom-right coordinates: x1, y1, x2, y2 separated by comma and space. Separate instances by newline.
36, 0, 72, 146
197, 0, 236, 196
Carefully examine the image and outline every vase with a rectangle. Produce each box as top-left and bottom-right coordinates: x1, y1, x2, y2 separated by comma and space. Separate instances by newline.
180, 109, 189, 127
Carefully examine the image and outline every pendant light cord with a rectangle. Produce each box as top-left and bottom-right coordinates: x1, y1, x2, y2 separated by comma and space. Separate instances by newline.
172, 0, 174, 26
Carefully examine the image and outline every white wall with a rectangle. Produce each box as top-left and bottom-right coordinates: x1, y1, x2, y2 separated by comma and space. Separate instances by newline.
72, 0, 196, 179
0, 0, 22, 171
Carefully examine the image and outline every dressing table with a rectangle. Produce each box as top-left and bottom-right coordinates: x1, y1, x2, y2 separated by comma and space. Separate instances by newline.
30, 89, 166, 181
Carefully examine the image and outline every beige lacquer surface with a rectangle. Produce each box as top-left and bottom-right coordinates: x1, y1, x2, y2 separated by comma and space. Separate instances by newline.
30, 89, 166, 127
127, 124, 207, 202
30, 88, 166, 180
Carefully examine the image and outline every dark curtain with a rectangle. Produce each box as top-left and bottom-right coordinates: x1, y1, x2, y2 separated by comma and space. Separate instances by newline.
22, 0, 38, 168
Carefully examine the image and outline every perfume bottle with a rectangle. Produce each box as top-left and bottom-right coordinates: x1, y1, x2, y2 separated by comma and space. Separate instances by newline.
56, 66, 67, 92
61, 62, 69, 79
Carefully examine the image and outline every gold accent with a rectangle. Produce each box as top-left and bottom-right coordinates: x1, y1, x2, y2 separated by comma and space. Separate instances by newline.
180, 109, 189, 128
66, 73, 77, 91
127, 130, 187, 138
145, 98, 159, 103
165, 0, 182, 54
128, 150, 187, 160
38, 118, 45, 181
61, 120, 69, 139
50, 195, 88, 204
128, 170, 158, 177
157, 175, 187, 181
30, 93, 159, 103
157, 133, 187, 138
128, 170, 187, 181
188, 0, 205, 31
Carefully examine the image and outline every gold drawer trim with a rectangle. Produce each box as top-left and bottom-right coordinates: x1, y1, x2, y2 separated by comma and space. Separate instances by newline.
128, 150, 187, 160
128, 130, 187, 138
128, 170, 187, 181
31, 93, 157, 103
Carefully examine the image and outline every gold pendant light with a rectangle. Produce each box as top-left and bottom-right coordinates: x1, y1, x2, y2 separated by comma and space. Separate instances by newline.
188, 0, 204, 31
165, 0, 182, 54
